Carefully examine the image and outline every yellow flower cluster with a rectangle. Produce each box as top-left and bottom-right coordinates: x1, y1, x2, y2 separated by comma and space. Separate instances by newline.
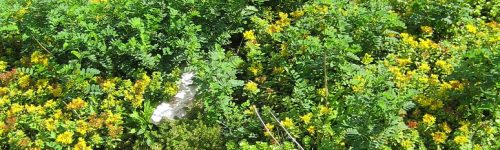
300, 113, 313, 124
56, 131, 74, 145
266, 12, 291, 34
30, 51, 49, 67
421, 26, 433, 34
414, 95, 443, 110
432, 131, 447, 144
67, 97, 87, 110
422, 114, 436, 126
244, 81, 259, 93
281, 117, 294, 128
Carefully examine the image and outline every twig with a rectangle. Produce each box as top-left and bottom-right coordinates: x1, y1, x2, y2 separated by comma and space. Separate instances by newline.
33, 37, 52, 55
269, 111, 305, 150
253, 105, 281, 146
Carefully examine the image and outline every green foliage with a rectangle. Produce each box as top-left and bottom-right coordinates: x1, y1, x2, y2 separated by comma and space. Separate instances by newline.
0, 0, 499, 149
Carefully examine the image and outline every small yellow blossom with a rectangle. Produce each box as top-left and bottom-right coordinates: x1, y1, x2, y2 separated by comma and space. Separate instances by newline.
400, 139, 413, 149
280, 117, 294, 128
265, 123, 274, 131
244, 81, 259, 93
317, 88, 327, 97
243, 30, 256, 41
421, 26, 433, 34
56, 131, 74, 145
18, 75, 31, 88
54, 109, 63, 120
44, 118, 57, 131
30, 51, 49, 67
465, 24, 477, 34
442, 122, 452, 133
44, 99, 57, 108
10, 103, 24, 114
300, 113, 313, 124
74, 138, 91, 150
290, 10, 304, 18
422, 114, 436, 126
432, 131, 447, 144
307, 126, 315, 134
397, 58, 412, 66
453, 135, 468, 145
418, 62, 431, 72
67, 97, 87, 110
319, 105, 330, 115
76, 120, 89, 135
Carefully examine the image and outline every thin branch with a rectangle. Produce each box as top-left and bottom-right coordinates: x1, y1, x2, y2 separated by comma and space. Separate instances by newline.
33, 37, 52, 55
269, 111, 305, 150
253, 105, 281, 146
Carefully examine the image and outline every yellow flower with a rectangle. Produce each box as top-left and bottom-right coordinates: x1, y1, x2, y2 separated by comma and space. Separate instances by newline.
465, 24, 477, 34
280, 117, 294, 128
105, 111, 122, 126
74, 138, 91, 150
56, 131, 74, 145
67, 97, 87, 110
44, 99, 57, 108
0, 96, 9, 107
432, 131, 447, 144
163, 82, 178, 96
442, 122, 452, 133
265, 123, 275, 131
449, 80, 464, 90
76, 120, 89, 135
459, 122, 470, 134
0, 61, 7, 71
453, 135, 468, 145
244, 81, 259, 93
400, 33, 418, 47
421, 26, 433, 34
317, 88, 327, 97
422, 114, 436, 126
418, 76, 429, 84
419, 39, 438, 49
290, 10, 304, 18
397, 58, 412, 66
30, 51, 49, 67
418, 62, 431, 72
307, 126, 315, 134
102, 80, 116, 92
10, 103, 24, 114
44, 118, 57, 131
362, 53, 374, 65
267, 24, 283, 34
18, 75, 31, 88
243, 30, 256, 41
400, 139, 413, 149
300, 113, 313, 124
319, 105, 330, 115
248, 65, 262, 76
54, 109, 63, 120
26, 104, 39, 114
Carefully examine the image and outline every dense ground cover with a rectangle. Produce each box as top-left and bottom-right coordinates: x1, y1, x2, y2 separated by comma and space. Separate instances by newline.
0, 0, 499, 149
